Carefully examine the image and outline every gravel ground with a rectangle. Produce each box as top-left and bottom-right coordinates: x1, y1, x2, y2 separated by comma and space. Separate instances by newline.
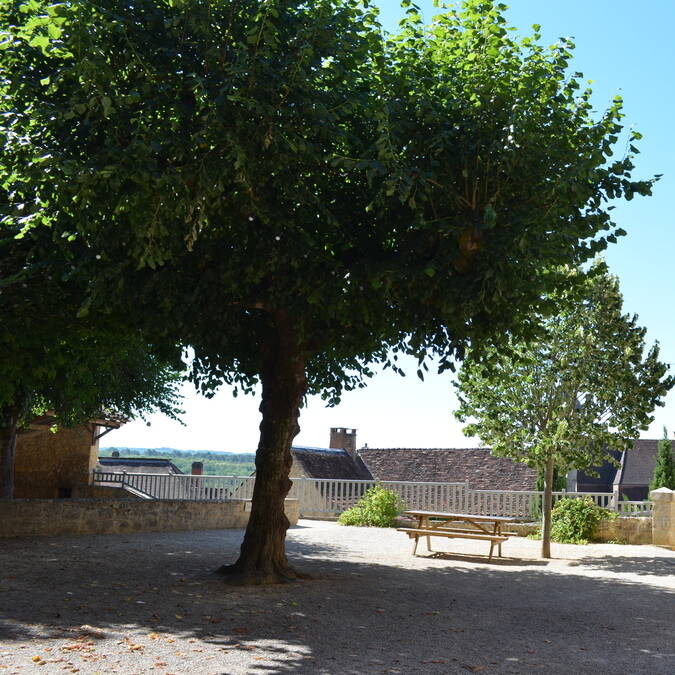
0, 520, 674, 675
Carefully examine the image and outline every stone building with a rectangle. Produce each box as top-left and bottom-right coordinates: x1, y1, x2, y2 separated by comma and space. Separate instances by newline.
567, 439, 673, 501
14, 415, 123, 499
289, 428, 371, 480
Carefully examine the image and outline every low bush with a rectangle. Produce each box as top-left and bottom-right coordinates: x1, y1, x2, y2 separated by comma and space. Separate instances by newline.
337, 485, 402, 527
550, 497, 617, 544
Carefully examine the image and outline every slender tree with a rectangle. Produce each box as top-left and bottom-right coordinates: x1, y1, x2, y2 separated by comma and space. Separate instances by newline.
1, 1, 655, 581
649, 427, 675, 492
455, 264, 673, 558
530, 466, 567, 520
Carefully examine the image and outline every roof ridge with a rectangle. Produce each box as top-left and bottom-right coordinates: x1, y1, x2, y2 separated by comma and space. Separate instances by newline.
359, 447, 491, 452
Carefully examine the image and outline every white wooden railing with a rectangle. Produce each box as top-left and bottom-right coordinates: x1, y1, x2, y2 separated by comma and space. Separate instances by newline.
93, 471, 254, 501
616, 500, 653, 516
92, 471, 652, 520
286, 479, 467, 516
462, 489, 618, 518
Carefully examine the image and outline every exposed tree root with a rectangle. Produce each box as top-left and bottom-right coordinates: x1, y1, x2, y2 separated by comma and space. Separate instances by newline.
215, 561, 311, 586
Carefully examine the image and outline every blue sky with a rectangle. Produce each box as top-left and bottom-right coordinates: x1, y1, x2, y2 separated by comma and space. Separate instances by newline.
106, 1, 675, 452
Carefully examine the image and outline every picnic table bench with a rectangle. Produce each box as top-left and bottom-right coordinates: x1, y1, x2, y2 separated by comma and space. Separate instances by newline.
398, 510, 518, 560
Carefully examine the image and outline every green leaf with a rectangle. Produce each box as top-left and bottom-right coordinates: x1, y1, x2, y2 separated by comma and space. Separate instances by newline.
101, 96, 114, 117
28, 35, 49, 52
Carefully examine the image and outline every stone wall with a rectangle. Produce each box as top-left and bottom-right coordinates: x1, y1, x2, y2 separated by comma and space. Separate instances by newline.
14, 425, 97, 499
464, 518, 655, 544
0, 498, 299, 538
594, 516, 653, 545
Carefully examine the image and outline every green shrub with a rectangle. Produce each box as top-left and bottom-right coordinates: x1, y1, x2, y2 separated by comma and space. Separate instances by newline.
337, 485, 402, 527
550, 497, 616, 544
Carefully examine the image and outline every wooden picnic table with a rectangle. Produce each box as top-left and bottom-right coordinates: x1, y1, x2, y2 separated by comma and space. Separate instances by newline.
398, 510, 518, 560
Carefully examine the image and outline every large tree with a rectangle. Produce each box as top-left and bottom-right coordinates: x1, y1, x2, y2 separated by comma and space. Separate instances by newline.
1, 0, 655, 581
455, 264, 673, 558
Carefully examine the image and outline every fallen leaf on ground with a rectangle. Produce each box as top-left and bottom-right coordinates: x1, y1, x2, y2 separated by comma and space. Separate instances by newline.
79, 625, 106, 639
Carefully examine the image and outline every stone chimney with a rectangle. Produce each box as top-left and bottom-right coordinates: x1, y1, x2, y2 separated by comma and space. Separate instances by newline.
191, 461, 203, 476
330, 427, 357, 457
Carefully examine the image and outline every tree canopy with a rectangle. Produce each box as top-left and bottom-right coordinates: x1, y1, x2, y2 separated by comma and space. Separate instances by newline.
455, 263, 673, 556
0, 224, 184, 498
0, 0, 657, 580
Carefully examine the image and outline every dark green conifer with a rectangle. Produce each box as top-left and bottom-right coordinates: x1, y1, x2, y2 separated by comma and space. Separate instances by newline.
649, 427, 675, 491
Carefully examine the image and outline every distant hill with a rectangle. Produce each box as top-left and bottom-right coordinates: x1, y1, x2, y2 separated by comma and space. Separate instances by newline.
99, 447, 256, 476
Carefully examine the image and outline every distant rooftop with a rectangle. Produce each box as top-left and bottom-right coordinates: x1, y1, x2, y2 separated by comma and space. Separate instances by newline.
358, 447, 537, 491
291, 446, 373, 480
97, 457, 183, 474
292, 445, 346, 454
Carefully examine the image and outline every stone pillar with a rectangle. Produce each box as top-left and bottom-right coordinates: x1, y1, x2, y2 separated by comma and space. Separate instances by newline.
650, 488, 675, 549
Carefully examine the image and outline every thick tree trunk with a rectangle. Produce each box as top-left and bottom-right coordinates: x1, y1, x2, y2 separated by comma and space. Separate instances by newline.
541, 455, 555, 559
0, 404, 20, 500
217, 313, 308, 585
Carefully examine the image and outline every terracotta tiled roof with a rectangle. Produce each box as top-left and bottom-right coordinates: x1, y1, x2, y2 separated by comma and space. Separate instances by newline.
358, 448, 537, 491
291, 446, 373, 480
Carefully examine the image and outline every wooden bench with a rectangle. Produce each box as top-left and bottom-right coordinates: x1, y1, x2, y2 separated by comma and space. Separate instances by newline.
400, 526, 518, 537
398, 510, 518, 560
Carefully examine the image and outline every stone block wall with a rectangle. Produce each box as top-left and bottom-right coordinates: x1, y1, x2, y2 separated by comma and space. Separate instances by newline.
14, 425, 97, 499
594, 516, 653, 545
0, 498, 299, 538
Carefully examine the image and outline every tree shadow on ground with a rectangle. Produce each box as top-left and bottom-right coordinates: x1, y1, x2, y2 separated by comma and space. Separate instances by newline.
568, 554, 675, 577
0, 527, 673, 674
